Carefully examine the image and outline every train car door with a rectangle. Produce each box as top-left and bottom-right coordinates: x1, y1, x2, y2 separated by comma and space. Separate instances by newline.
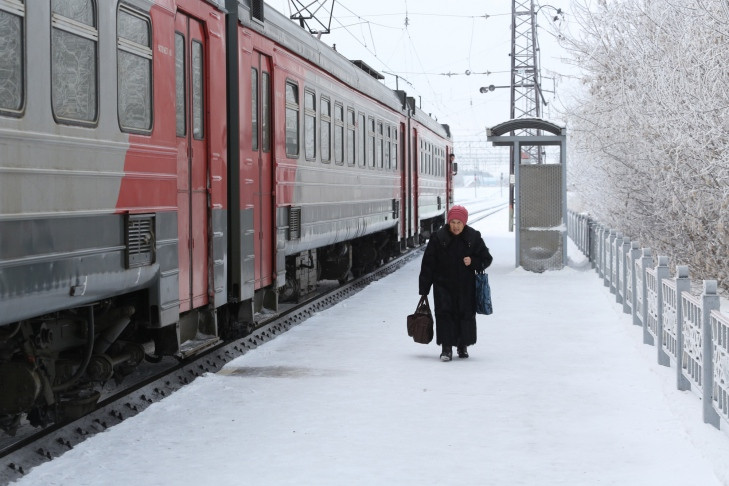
399, 122, 408, 246
175, 12, 209, 312
446, 148, 454, 207
251, 52, 274, 288
411, 128, 420, 244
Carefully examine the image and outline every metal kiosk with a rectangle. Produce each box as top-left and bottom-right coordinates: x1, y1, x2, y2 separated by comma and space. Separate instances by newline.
487, 118, 567, 272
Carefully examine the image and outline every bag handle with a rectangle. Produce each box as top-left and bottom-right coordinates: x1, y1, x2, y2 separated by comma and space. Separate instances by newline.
415, 295, 430, 312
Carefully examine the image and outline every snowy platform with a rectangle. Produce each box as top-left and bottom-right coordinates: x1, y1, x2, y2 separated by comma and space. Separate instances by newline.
10, 190, 729, 485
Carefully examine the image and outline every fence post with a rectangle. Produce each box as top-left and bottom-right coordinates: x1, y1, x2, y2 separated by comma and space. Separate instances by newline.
605, 230, 615, 289
654, 256, 670, 367
587, 218, 595, 268
635, 247, 652, 345
613, 233, 622, 298
624, 240, 636, 315
675, 265, 691, 391
701, 280, 721, 428
596, 225, 605, 278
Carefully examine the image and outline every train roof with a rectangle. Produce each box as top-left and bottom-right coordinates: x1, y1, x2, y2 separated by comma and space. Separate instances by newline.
232, 1, 451, 141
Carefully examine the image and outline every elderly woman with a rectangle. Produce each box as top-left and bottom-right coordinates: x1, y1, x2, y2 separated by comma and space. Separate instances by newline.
418, 205, 493, 361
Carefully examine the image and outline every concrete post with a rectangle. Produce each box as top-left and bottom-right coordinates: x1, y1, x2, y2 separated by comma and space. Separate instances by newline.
611, 232, 621, 296
622, 239, 635, 315
596, 225, 605, 278
654, 256, 670, 367
700, 280, 721, 428
605, 230, 615, 289
675, 265, 691, 391
636, 248, 653, 345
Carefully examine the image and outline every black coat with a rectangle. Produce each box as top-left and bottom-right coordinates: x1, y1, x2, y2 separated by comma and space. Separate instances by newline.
418, 225, 493, 347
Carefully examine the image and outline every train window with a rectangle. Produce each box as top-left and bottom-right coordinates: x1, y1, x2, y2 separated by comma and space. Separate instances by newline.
439, 147, 443, 176
422, 142, 426, 174
0, 0, 24, 116
191, 41, 204, 139
426, 142, 430, 175
346, 108, 355, 166
433, 147, 440, 176
251, 68, 258, 150
392, 129, 398, 170
367, 117, 375, 168
424, 141, 428, 175
117, 6, 152, 132
285, 80, 299, 157
262, 71, 270, 151
358, 113, 365, 167
175, 33, 185, 136
428, 143, 432, 175
320, 97, 330, 163
304, 89, 316, 160
51, 0, 98, 125
334, 102, 343, 165
376, 121, 383, 168
385, 126, 391, 170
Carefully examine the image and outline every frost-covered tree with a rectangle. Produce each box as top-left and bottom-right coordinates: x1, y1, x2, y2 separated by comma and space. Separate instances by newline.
560, 0, 729, 291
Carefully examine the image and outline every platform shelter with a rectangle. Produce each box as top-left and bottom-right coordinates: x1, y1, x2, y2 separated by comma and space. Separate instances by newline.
487, 118, 567, 272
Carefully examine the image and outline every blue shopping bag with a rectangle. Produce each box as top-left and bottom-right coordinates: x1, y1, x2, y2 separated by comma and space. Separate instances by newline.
475, 273, 493, 315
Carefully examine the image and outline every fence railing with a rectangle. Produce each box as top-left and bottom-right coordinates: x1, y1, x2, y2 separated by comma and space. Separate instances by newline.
568, 210, 725, 429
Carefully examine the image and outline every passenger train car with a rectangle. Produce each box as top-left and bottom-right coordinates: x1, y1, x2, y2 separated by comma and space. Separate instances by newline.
0, 0, 453, 433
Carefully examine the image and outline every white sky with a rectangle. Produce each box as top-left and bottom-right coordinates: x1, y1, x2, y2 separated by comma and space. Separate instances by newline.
13, 186, 729, 486
267, 0, 580, 143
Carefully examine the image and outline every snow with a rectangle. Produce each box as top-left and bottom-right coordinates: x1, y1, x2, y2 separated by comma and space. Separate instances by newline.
11, 187, 729, 486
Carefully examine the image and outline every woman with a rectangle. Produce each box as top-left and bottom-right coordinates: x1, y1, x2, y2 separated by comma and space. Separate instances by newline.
418, 205, 493, 361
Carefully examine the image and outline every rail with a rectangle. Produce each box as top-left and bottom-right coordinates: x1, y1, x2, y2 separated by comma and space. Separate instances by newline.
0, 248, 423, 484
568, 210, 727, 430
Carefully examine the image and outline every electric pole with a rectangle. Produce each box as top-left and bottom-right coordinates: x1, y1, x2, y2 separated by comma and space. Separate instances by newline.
505, 0, 544, 230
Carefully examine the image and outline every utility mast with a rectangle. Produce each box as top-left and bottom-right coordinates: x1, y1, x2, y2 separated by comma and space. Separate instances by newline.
510, 0, 543, 162
502, 0, 543, 231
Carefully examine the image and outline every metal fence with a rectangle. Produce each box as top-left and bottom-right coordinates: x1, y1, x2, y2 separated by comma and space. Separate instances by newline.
567, 210, 725, 429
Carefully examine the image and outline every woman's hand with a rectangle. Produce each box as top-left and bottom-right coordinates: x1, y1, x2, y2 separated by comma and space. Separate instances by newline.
463, 256, 471, 266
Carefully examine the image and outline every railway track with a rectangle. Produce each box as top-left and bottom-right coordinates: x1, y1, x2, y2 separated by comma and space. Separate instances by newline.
468, 202, 509, 224
0, 248, 423, 484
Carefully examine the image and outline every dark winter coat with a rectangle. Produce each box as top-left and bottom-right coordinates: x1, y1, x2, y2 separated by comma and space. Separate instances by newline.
418, 225, 493, 347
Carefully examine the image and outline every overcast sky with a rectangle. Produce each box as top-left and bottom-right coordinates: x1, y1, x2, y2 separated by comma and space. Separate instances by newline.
267, 0, 581, 145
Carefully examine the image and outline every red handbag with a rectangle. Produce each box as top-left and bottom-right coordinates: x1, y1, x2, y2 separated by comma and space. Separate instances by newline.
407, 296, 434, 344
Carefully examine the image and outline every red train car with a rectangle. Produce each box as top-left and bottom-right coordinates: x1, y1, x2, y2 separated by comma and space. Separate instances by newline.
0, 0, 452, 433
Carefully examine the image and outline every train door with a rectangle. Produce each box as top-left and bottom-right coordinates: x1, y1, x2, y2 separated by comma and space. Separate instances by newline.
251, 52, 274, 288
411, 128, 420, 244
175, 12, 209, 312
399, 122, 408, 247
446, 147, 454, 207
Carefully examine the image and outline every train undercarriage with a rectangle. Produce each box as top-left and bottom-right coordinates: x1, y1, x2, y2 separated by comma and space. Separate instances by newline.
0, 300, 152, 435
0, 225, 429, 436
280, 228, 401, 303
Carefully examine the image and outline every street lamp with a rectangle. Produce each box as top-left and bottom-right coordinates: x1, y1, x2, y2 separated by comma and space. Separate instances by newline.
534, 4, 563, 22
479, 84, 509, 94
479, 82, 548, 107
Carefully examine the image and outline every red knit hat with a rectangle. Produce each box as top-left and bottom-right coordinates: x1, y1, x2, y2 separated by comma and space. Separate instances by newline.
447, 205, 468, 224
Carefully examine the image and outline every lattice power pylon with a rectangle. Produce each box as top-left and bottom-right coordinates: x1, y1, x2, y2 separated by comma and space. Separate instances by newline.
510, 0, 543, 163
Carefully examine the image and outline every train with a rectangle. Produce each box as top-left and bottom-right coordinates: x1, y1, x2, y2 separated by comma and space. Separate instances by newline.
0, 0, 454, 434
